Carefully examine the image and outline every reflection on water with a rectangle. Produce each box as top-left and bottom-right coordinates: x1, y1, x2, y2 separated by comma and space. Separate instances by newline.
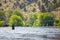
0, 27, 60, 40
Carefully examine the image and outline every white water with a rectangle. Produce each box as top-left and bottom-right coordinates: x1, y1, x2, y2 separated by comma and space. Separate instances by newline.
0, 27, 60, 40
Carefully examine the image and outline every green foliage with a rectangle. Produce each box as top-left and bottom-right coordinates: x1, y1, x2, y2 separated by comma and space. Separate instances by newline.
33, 12, 54, 26
0, 10, 5, 21
33, 19, 39, 27
54, 18, 60, 26
27, 12, 37, 26
12, 8, 24, 20
5, 8, 12, 18
0, 21, 5, 27
5, 8, 13, 26
8, 8, 25, 27
9, 15, 24, 26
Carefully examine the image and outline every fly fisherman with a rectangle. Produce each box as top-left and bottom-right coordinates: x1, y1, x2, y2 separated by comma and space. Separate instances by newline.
12, 22, 15, 30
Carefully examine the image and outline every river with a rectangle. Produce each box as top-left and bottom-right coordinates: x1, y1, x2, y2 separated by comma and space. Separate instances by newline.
0, 27, 60, 40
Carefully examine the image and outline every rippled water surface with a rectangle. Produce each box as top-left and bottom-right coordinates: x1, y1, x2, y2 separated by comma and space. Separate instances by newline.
0, 27, 60, 40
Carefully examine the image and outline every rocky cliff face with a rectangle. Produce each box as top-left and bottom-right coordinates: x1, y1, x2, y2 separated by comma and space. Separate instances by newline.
0, 0, 60, 13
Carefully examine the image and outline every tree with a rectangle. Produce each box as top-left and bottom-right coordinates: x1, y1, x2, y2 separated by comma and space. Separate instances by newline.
33, 12, 54, 26
0, 10, 5, 21
12, 8, 24, 20
0, 10, 5, 27
9, 15, 24, 26
0, 21, 5, 27
5, 8, 13, 26
27, 12, 37, 26
9, 8, 25, 27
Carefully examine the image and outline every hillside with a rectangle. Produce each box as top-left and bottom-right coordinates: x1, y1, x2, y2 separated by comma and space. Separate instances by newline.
0, 0, 60, 13
0, 0, 60, 27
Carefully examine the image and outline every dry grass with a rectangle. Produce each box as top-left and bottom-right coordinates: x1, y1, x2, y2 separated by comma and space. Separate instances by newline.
51, 7, 60, 18
0, 0, 60, 14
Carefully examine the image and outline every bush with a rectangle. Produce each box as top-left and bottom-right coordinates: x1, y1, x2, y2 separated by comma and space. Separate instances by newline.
9, 15, 25, 26
33, 19, 39, 27
27, 12, 37, 26
33, 12, 54, 26
54, 18, 60, 26
0, 21, 5, 27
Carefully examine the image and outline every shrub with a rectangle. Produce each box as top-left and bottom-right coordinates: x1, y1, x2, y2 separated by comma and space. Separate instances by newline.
54, 18, 60, 26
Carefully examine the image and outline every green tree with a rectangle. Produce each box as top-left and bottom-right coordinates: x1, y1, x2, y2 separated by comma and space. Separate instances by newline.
0, 10, 5, 21
27, 12, 37, 26
9, 15, 24, 26
33, 12, 54, 26
12, 8, 24, 20
0, 21, 5, 27
5, 8, 13, 26
0, 10, 5, 27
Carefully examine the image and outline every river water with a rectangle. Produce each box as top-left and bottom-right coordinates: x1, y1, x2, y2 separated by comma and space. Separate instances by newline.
0, 27, 60, 40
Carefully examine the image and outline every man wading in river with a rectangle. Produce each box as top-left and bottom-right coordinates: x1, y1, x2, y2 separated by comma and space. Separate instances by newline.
12, 22, 15, 30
